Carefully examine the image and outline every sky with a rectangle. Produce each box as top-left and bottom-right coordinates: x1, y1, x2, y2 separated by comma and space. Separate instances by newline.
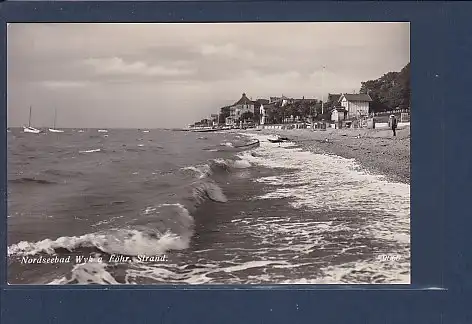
7, 23, 410, 128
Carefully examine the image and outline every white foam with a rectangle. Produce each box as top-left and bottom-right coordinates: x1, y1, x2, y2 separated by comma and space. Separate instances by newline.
8, 229, 190, 257
240, 134, 410, 240
123, 260, 291, 284
313, 258, 410, 284
9, 204, 195, 257
235, 133, 410, 283
220, 142, 234, 147
48, 260, 119, 285
143, 207, 157, 215
182, 164, 212, 179
233, 159, 252, 169
79, 149, 101, 153
91, 215, 124, 228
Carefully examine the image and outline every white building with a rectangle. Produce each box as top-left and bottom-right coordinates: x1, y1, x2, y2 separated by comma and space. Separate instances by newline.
331, 107, 347, 122
337, 93, 372, 119
259, 104, 266, 125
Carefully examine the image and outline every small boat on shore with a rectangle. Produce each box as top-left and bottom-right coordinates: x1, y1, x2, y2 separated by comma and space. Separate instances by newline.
268, 135, 289, 143
233, 139, 260, 149
191, 128, 220, 133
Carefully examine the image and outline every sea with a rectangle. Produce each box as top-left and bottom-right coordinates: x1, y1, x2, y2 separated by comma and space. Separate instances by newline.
7, 128, 410, 285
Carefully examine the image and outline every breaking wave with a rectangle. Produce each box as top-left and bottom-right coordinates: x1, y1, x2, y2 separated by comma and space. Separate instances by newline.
8, 206, 193, 258
7, 156, 251, 273
7, 133, 259, 284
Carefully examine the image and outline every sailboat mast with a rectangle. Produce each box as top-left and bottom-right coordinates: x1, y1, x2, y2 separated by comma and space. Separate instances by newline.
54, 109, 57, 128
28, 106, 32, 127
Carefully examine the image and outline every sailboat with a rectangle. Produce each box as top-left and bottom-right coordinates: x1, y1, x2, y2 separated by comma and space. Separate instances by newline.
48, 109, 64, 133
23, 106, 41, 134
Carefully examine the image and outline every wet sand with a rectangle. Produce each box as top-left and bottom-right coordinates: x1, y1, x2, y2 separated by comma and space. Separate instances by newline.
253, 126, 410, 184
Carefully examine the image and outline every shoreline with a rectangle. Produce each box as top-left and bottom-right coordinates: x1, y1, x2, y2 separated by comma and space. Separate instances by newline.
242, 126, 410, 184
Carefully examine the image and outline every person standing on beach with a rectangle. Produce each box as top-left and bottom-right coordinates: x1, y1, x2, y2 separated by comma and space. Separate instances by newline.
389, 115, 398, 137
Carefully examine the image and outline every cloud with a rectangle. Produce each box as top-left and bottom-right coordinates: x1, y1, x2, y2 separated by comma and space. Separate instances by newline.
7, 23, 409, 128
84, 57, 195, 77
39, 80, 93, 89
244, 69, 302, 82
197, 43, 255, 60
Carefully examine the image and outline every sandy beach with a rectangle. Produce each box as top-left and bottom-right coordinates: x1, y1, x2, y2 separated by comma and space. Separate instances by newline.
251, 125, 410, 184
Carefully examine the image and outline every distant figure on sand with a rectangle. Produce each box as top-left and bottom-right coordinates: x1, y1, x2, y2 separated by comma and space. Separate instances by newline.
389, 115, 398, 137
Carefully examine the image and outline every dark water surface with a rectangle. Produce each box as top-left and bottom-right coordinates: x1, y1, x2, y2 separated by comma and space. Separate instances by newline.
7, 128, 410, 284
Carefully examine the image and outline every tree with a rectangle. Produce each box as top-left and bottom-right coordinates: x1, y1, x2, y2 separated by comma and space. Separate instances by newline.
240, 111, 254, 122
360, 62, 410, 113
266, 103, 284, 124
219, 106, 231, 124
252, 107, 260, 124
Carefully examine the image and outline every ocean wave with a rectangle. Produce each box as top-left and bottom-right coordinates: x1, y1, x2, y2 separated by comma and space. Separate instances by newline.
220, 142, 233, 147
8, 159, 233, 262
8, 136, 260, 284
43, 169, 85, 178
178, 156, 256, 206
182, 157, 252, 180
8, 203, 194, 258
237, 133, 410, 283
49, 260, 119, 285
8, 177, 56, 185
192, 181, 228, 204
233, 159, 252, 169
182, 165, 212, 179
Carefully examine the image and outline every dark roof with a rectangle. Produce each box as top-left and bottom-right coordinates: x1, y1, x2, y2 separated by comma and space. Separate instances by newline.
328, 93, 341, 103
295, 98, 317, 103
233, 93, 253, 106
255, 99, 269, 105
340, 93, 372, 102
263, 103, 277, 110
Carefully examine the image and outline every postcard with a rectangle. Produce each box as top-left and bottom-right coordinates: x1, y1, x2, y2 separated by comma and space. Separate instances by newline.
7, 22, 410, 285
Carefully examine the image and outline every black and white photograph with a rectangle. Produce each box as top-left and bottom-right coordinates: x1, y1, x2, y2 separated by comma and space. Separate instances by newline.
7, 23, 410, 285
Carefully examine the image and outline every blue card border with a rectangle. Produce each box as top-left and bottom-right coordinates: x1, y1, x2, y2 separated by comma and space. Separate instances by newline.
1, 1, 471, 323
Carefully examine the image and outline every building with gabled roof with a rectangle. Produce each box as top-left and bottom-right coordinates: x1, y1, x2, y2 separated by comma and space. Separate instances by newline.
337, 93, 372, 119
327, 93, 342, 104
233, 93, 254, 106
227, 93, 255, 125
